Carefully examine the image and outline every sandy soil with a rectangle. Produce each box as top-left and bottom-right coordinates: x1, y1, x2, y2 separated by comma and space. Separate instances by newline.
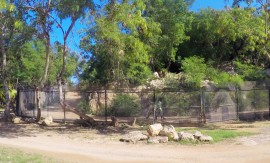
1, 121, 270, 163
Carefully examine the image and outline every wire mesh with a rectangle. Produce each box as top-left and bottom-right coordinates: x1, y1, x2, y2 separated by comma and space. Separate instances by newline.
17, 88, 270, 124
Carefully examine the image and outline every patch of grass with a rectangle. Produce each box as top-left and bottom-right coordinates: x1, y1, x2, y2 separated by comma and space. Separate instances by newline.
200, 129, 253, 142
0, 147, 61, 163
176, 127, 254, 143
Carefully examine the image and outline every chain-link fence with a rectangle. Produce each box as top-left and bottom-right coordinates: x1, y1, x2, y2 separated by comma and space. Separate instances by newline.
17, 87, 270, 124
238, 89, 269, 120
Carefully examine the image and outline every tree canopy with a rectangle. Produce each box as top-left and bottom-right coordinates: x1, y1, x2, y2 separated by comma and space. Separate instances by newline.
1, 0, 270, 92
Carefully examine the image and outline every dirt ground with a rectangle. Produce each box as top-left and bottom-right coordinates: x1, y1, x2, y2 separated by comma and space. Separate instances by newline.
0, 121, 270, 163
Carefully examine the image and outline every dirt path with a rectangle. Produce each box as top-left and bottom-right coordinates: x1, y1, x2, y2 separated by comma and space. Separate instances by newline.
1, 122, 270, 163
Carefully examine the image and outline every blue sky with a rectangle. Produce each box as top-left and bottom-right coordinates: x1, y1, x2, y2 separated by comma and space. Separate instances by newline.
191, 0, 233, 11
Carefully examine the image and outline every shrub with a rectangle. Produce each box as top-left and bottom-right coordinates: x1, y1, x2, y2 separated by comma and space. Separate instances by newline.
234, 61, 265, 81
181, 56, 243, 88
77, 100, 91, 114
127, 63, 152, 85
182, 56, 207, 88
110, 94, 140, 117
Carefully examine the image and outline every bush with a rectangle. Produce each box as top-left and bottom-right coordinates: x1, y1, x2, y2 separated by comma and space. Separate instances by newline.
127, 63, 152, 85
110, 94, 140, 117
234, 61, 265, 81
182, 56, 207, 88
181, 56, 243, 88
77, 100, 91, 114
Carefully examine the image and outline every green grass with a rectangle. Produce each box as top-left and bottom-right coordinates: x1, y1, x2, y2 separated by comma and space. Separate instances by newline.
0, 147, 62, 163
176, 127, 254, 143
198, 129, 253, 142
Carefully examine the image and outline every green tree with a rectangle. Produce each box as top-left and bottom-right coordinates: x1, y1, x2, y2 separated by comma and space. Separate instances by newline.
0, 0, 24, 120
54, 0, 94, 104
80, 0, 151, 87
146, 0, 193, 71
182, 56, 243, 88
231, 0, 270, 60
178, 8, 266, 67
14, 41, 78, 87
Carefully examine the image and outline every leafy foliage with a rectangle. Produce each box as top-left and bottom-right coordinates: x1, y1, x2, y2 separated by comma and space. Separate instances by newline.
182, 56, 243, 88
3, 0, 270, 115
146, 0, 193, 71
110, 94, 140, 117
12, 41, 78, 87
80, 0, 151, 86
182, 56, 207, 88
179, 8, 266, 65
234, 61, 265, 80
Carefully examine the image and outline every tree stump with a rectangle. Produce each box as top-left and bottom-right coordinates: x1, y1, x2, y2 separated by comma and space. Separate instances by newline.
111, 116, 119, 127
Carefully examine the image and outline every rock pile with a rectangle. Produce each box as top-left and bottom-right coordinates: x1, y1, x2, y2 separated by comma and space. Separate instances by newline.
120, 123, 213, 144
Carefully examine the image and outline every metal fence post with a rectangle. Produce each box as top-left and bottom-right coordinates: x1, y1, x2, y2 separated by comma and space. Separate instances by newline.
105, 89, 107, 122
16, 89, 20, 116
203, 90, 206, 123
236, 88, 239, 120
200, 89, 206, 124
140, 90, 143, 115
153, 88, 156, 124
268, 85, 270, 118
63, 89, 66, 123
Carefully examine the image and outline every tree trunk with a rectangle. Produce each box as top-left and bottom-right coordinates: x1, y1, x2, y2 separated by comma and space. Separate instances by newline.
35, 88, 41, 122
1, 38, 11, 121
36, 29, 51, 122
56, 18, 95, 125
65, 104, 96, 125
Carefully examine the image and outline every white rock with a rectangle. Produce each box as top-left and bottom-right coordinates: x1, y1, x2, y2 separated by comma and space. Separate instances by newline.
148, 136, 168, 144
42, 116, 53, 126
194, 131, 203, 139
159, 125, 179, 141
153, 72, 160, 78
13, 117, 21, 124
46, 116, 53, 123
147, 123, 163, 136
178, 132, 195, 141
120, 131, 148, 143
199, 135, 213, 142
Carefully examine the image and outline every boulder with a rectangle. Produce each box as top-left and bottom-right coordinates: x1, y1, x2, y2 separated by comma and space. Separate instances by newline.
199, 135, 213, 142
147, 123, 163, 136
159, 125, 179, 141
120, 131, 148, 143
46, 116, 53, 123
13, 117, 21, 124
153, 72, 160, 78
42, 116, 53, 126
148, 136, 169, 144
193, 131, 203, 140
178, 132, 195, 141
147, 137, 159, 144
